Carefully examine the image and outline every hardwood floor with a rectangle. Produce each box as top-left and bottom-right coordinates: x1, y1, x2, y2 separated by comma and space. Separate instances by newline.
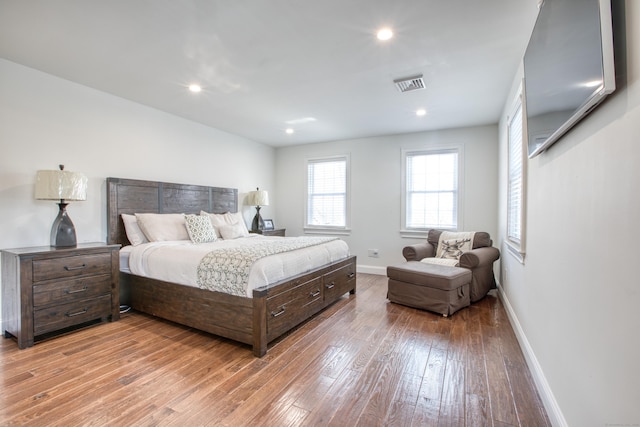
0, 273, 550, 426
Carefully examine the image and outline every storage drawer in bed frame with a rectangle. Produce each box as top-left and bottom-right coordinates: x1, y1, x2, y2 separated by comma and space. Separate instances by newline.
257, 256, 357, 347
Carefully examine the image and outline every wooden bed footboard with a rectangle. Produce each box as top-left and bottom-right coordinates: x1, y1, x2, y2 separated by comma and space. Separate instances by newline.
124, 255, 356, 356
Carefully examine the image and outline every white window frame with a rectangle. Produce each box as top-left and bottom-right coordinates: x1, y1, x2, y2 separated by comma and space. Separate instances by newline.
506, 83, 527, 263
304, 154, 351, 235
401, 145, 464, 237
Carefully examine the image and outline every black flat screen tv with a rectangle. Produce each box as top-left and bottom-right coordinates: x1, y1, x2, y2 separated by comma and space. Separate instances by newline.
524, 0, 615, 158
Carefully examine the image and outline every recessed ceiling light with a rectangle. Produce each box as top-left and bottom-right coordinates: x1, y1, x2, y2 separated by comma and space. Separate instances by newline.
416, 108, 427, 116
377, 28, 393, 41
188, 84, 202, 93
285, 128, 294, 134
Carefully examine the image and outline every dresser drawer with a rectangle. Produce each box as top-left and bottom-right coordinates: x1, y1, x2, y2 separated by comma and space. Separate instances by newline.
32, 253, 112, 282
34, 295, 112, 335
323, 262, 356, 301
33, 274, 112, 308
267, 276, 323, 339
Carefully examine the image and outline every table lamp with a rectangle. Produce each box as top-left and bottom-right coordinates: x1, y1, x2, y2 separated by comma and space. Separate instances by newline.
247, 187, 269, 231
35, 165, 87, 247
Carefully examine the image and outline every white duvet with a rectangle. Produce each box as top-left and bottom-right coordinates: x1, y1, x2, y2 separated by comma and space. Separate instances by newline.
120, 235, 350, 297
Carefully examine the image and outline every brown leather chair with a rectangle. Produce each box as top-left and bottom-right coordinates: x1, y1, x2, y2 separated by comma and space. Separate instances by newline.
402, 230, 500, 302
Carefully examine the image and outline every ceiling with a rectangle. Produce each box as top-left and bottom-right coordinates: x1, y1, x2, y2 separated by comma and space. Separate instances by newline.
0, 0, 539, 147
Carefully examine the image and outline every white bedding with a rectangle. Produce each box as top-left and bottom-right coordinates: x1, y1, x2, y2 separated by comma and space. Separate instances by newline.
121, 235, 350, 297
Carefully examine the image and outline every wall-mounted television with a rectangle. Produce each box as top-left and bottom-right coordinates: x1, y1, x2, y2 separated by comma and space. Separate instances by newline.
524, 0, 615, 158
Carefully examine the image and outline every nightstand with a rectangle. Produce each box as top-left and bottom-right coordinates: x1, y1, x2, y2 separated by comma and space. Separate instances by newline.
1, 242, 120, 349
252, 228, 286, 237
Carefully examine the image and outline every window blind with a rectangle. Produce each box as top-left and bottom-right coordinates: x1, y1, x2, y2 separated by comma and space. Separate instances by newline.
307, 158, 347, 227
406, 150, 458, 229
507, 102, 523, 244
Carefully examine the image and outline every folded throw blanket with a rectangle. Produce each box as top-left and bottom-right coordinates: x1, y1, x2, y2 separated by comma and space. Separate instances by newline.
197, 236, 338, 296
421, 258, 460, 267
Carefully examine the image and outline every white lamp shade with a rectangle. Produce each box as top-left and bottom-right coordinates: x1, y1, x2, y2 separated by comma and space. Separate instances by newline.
247, 190, 269, 206
35, 169, 88, 201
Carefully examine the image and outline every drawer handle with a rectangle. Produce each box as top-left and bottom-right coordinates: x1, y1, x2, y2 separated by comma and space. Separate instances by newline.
64, 263, 87, 271
310, 290, 321, 298
325, 282, 335, 289
65, 308, 88, 317
271, 306, 286, 317
348, 273, 355, 279
65, 286, 88, 294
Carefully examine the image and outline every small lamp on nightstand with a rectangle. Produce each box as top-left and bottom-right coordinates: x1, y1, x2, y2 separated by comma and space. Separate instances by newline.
247, 187, 269, 232
35, 165, 88, 247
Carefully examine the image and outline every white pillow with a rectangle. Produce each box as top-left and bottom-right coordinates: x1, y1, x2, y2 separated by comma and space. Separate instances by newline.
184, 214, 217, 243
218, 222, 249, 240
201, 211, 250, 238
121, 214, 149, 246
224, 212, 250, 235
135, 213, 190, 242
200, 211, 227, 238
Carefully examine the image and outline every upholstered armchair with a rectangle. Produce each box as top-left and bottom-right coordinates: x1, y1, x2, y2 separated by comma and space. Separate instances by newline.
402, 229, 500, 302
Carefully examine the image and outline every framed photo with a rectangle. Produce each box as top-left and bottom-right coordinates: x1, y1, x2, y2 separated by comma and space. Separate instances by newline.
263, 219, 274, 230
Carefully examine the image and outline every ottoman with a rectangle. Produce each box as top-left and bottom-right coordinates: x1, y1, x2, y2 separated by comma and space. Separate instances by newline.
387, 261, 472, 316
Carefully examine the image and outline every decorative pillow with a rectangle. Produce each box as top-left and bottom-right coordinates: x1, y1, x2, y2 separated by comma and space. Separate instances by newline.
121, 214, 149, 246
218, 222, 249, 240
439, 238, 471, 260
184, 214, 217, 243
135, 213, 190, 242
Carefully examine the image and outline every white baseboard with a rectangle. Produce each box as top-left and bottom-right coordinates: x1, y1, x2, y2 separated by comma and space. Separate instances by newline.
496, 285, 567, 427
356, 264, 387, 276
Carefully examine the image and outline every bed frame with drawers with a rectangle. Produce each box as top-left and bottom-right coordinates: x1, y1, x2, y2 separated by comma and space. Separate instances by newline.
107, 177, 356, 357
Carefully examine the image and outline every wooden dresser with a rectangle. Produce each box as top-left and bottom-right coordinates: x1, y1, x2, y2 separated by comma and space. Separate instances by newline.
1, 243, 120, 349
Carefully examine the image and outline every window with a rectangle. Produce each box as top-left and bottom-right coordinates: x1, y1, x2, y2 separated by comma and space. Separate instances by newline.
306, 156, 349, 232
507, 90, 526, 261
402, 148, 461, 232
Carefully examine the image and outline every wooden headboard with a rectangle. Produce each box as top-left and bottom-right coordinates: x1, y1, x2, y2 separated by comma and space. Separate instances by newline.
106, 177, 238, 246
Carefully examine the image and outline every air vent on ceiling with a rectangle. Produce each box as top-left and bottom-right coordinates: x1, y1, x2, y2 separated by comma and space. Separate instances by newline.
393, 75, 425, 93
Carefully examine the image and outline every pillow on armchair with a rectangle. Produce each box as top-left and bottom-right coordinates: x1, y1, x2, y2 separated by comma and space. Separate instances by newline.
439, 238, 470, 259
436, 231, 475, 259
420, 231, 475, 267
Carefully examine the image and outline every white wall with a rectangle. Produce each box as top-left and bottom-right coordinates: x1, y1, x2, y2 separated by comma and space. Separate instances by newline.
0, 59, 275, 324
274, 126, 499, 274
497, 1, 640, 425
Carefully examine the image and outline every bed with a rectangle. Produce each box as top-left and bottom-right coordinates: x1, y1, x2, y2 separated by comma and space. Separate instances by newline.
106, 177, 356, 357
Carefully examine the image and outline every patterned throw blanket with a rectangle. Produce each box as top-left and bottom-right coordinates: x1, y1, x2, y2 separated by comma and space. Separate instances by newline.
197, 236, 338, 296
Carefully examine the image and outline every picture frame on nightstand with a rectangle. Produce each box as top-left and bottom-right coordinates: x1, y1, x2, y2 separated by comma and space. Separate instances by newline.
263, 219, 274, 230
